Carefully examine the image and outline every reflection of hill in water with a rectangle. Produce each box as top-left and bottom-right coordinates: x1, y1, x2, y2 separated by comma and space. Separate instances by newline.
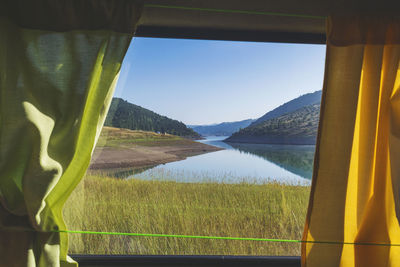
227, 142, 315, 179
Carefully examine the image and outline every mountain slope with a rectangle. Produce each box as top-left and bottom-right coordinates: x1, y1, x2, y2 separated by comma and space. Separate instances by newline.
225, 103, 320, 145
189, 119, 255, 136
251, 90, 322, 126
105, 98, 201, 138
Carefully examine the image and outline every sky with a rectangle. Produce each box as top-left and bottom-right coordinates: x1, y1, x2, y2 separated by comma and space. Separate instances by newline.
114, 37, 326, 125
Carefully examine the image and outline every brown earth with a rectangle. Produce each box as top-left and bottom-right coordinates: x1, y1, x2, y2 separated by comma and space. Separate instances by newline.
89, 127, 223, 170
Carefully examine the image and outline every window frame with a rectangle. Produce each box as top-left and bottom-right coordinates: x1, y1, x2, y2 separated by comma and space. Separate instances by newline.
72, 255, 301, 266
71, 25, 325, 267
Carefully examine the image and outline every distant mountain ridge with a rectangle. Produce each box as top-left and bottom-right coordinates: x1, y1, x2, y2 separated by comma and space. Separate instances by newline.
251, 90, 322, 126
105, 98, 201, 138
189, 119, 255, 136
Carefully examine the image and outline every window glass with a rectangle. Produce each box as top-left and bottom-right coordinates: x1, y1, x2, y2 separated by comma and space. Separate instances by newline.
64, 38, 326, 255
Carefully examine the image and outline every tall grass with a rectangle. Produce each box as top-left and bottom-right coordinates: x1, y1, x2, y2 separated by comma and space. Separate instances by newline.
63, 172, 310, 256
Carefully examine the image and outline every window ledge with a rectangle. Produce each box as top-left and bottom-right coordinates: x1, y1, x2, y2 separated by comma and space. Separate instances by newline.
71, 255, 301, 267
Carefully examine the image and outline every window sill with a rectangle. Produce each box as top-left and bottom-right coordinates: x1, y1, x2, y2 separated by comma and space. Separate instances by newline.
71, 255, 301, 267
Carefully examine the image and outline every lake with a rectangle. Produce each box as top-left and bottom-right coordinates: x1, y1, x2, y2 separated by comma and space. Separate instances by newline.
132, 136, 315, 185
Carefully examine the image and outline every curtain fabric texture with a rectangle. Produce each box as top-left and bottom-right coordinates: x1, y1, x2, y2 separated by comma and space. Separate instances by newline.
303, 16, 400, 266
0, 2, 141, 265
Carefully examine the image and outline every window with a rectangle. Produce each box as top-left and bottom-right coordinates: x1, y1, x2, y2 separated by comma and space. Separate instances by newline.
63, 37, 325, 256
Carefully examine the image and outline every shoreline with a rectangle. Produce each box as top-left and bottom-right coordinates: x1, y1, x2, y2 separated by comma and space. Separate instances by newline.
90, 131, 223, 170
224, 137, 316, 145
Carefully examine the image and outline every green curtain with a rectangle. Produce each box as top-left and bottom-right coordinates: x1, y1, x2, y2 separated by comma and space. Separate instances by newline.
0, 2, 142, 266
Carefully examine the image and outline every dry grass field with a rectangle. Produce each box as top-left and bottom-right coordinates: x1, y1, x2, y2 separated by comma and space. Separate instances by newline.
64, 173, 310, 256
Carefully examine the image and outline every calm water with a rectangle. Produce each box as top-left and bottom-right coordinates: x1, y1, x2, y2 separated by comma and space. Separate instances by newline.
133, 136, 315, 184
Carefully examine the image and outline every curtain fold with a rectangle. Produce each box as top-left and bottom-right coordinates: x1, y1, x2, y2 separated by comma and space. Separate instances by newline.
302, 15, 400, 266
0, 2, 142, 265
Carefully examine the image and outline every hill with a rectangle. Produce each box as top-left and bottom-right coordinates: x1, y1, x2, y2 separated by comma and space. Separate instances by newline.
251, 90, 322, 126
104, 98, 201, 139
189, 119, 255, 136
225, 103, 320, 145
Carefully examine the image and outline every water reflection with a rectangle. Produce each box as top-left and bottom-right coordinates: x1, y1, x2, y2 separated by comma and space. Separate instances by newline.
227, 142, 315, 179
131, 136, 315, 184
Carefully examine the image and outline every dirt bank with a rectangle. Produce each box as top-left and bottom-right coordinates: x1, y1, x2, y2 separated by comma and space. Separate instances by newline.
89, 127, 222, 170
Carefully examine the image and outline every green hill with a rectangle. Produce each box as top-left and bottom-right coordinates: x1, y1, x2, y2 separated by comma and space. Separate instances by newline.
225, 103, 320, 145
251, 90, 322, 126
104, 98, 201, 139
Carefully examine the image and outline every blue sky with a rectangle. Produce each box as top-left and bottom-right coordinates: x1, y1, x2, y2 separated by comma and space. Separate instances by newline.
114, 37, 326, 125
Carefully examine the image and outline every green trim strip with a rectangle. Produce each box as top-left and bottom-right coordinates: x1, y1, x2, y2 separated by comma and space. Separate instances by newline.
143, 4, 326, 20
59, 230, 400, 247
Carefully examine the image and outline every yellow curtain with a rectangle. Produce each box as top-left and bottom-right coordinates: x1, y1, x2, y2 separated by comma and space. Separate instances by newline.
303, 15, 400, 266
